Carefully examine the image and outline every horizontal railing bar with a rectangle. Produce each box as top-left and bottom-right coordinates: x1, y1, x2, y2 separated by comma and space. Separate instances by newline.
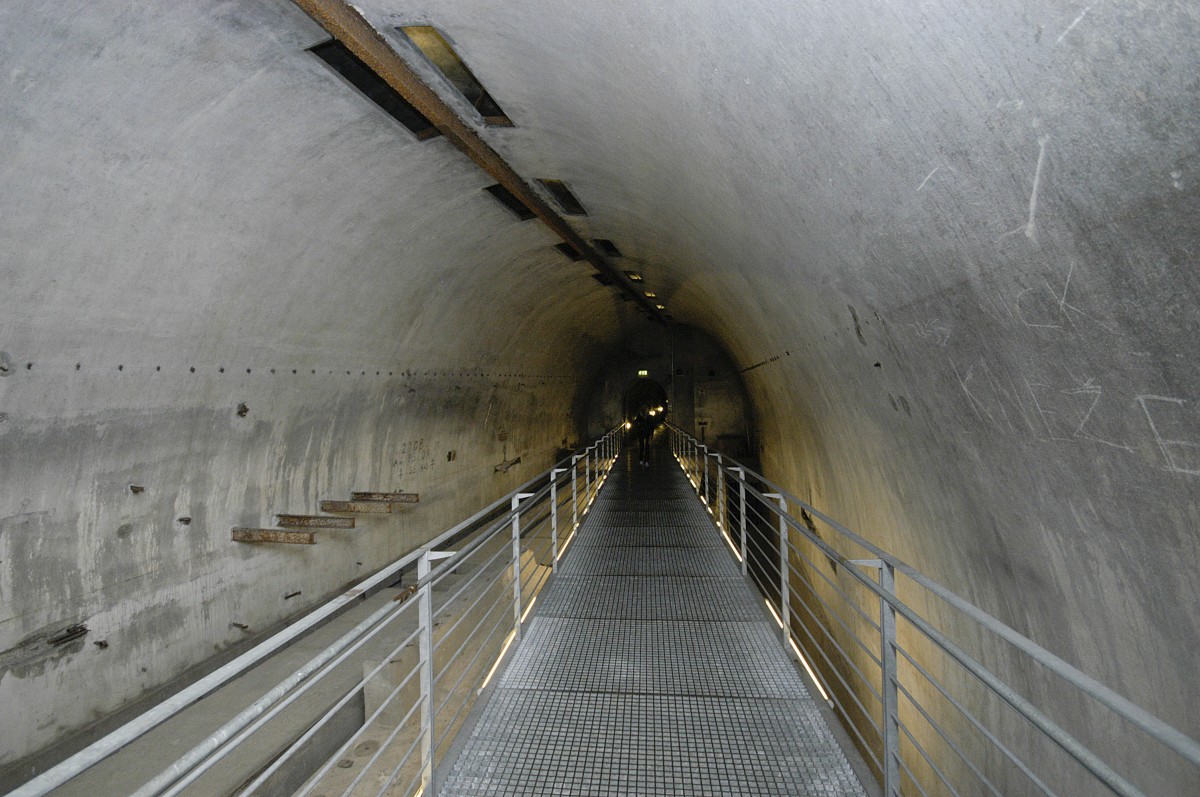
902, 720, 964, 797
782, 565, 884, 673
783, 541, 883, 636
739, 479, 1151, 791
365, 700, 428, 797
895, 644, 1059, 797
434, 597, 516, 709
128, 595, 417, 797
895, 676, 1007, 797
430, 537, 512, 628
433, 589, 512, 692
788, 591, 885, 718
898, 718, 965, 797
671, 423, 1200, 771
9, 430, 617, 797
258, 639, 423, 796
669, 425, 1181, 796
896, 739, 935, 797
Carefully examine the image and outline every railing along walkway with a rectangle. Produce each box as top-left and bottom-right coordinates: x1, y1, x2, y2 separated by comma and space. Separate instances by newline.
438, 445, 868, 796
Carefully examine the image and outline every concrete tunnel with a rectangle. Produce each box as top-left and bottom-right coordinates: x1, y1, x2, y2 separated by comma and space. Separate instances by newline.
1, 0, 1198, 794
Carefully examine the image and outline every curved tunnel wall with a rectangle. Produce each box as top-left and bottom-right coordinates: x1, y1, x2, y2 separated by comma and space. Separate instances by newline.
2, 0, 1198, 793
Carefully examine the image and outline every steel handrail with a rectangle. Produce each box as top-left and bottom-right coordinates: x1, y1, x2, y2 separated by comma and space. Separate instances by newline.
8, 427, 621, 797
667, 422, 1200, 796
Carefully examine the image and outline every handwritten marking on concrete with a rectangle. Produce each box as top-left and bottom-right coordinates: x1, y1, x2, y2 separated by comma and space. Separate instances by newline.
1015, 287, 1063, 329
1025, 136, 1050, 241
985, 98, 1024, 121
1056, 7, 1091, 45
906, 320, 951, 347
1136, 395, 1200, 475
1064, 378, 1134, 451
917, 166, 940, 192
1014, 265, 1119, 334
950, 361, 992, 426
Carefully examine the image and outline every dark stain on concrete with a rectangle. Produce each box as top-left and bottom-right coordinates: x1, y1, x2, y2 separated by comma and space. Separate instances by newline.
847, 305, 867, 345
0, 620, 89, 682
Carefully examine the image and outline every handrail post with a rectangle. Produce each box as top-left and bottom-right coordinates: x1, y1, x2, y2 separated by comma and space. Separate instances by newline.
715, 453, 725, 530
571, 454, 581, 531
701, 445, 709, 505
511, 493, 534, 641
734, 467, 747, 575
853, 558, 900, 796
765, 493, 789, 645
881, 561, 900, 796
417, 549, 453, 797
550, 469, 565, 572
585, 446, 592, 505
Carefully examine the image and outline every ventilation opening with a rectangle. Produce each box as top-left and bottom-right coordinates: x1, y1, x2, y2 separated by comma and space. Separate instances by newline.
591, 273, 614, 286
309, 39, 439, 140
398, 26, 513, 126
554, 243, 584, 261
484, 184, 535, 220
593, 239, 622, 257
537, 179, 587, 215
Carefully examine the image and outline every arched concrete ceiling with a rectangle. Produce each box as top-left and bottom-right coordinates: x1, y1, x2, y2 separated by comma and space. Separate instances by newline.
2, 0, 1198, 789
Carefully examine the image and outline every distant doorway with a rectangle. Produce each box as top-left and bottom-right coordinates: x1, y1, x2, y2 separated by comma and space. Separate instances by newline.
622, 378, 668, 421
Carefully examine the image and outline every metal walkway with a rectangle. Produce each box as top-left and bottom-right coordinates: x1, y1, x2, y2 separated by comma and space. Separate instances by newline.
439, 449, 868, 796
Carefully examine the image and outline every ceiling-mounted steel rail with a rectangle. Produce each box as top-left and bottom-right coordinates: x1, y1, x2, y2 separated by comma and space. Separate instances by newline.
292, 0, 666, 322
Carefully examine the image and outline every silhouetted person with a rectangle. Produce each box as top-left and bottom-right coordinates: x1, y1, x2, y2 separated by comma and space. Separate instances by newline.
634, 414, 654, 466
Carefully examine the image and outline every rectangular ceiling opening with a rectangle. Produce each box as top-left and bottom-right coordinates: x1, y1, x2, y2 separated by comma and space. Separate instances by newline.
538, 179, 588, 216
398, 26, 513, 126
591, 272, 614, 286
484, 184, 535, 220
555, 243, 584, 261
593, 239, 622, 257
309, 39, 439, 140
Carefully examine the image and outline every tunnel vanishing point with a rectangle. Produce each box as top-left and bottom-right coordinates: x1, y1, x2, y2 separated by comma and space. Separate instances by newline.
1, 1, 1199, 795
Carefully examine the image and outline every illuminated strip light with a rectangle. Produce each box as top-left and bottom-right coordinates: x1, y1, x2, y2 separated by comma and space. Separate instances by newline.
480, 630, 517, 690
558, 524, 580, 559
520, 595, 538, 623
788, 637, 832, 703
765, 600, 831, 702
721, 530, 743, 562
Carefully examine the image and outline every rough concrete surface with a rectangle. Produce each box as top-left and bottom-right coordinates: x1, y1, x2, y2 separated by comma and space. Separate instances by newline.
1, 0, 1197, 794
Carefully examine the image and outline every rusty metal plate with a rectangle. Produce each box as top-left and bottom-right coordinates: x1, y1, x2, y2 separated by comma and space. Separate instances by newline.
232, 528, 316, 545
350, 492, 419, 503
276, 514, 356, 529
321, 500, 399, 513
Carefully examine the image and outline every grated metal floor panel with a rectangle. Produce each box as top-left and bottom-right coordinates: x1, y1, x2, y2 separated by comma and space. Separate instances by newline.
440, 452, 867, 796
558, 544, 736, 577
571, 526, 722, 548
536, 575, 764, 621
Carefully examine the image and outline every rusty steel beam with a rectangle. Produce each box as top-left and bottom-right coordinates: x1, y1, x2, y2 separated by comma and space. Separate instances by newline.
276, 514, 356, 529
350, 491, 419, 503
232, 528, 316, 545
320, 500, 411, 514
291, 0, 665, 321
